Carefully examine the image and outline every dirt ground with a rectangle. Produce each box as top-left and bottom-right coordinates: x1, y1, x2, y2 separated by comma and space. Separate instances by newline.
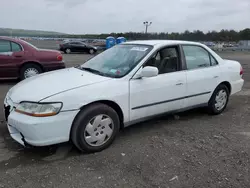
0, 46, 249, 187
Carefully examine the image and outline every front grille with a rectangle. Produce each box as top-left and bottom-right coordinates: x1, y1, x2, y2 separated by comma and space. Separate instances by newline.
4, 105, 10, 121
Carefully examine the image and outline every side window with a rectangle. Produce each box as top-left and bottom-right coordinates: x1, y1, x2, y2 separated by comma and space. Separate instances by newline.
0, 40, 11, 53
182, 45, 211, 70
144, 46, 180, 74
11, 42, 22, 52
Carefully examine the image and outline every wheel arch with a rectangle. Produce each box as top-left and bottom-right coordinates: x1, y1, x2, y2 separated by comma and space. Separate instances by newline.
73, 100, 124, 130
19, 61, 44, 73
209, 81, 232, 103
218, 81, 231, 95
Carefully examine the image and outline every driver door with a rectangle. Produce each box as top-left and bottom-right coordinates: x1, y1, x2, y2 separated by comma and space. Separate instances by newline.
129, 45, 187, 121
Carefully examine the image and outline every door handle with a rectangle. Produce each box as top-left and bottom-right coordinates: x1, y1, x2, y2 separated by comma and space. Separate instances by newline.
15, 55, 22, 57
213, 76, 219, 78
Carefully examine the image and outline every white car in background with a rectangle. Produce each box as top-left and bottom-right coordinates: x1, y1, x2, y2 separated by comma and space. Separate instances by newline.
4, 40, 244, 152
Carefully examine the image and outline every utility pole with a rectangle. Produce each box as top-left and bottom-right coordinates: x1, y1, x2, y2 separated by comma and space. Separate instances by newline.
143, 21, 152, 34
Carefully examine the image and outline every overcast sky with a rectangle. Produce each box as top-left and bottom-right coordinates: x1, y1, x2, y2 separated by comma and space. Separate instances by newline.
0, 0, 249, 34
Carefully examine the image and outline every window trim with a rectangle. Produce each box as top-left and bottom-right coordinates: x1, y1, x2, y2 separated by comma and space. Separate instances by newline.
139, 45, 184, 74
157, 46, 181, 72
131, 44, 187, 79
10, 41, 23, 52
209, 54, 219, 66
180, 44, 219, 71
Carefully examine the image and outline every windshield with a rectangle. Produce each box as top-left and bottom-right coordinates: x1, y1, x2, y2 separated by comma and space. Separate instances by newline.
80, 44, 152, 78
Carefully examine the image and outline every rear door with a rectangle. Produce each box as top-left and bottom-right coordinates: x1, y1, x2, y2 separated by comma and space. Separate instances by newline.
78, 42, 88, 52
181, 44, 221, 107
69, 42, 78, 52
0, 40, 14, 78
10, 41, 26, 71
0, 40, 25, 78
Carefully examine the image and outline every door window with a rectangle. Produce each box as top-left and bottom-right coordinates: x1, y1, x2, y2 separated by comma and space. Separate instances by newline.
182, 45, 212, 70
144, 46, 180, 74
0, 40, 11, 53
71, 42, 80, 45
79, 42, 86, 46
11, 42, 22, 52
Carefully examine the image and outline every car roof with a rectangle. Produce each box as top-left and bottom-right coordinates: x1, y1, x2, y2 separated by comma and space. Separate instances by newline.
0, 36, 23, 43
124, 40, 201, 46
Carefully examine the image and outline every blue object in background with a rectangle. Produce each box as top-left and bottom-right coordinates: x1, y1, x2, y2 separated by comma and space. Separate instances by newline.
106, 36, 116, 49
116, 37, 126, 44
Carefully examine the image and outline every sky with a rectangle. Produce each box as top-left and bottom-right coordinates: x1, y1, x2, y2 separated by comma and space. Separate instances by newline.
0, 0, 249, 34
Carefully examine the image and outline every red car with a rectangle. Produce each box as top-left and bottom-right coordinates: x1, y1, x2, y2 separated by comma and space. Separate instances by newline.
0, 37, 65, 80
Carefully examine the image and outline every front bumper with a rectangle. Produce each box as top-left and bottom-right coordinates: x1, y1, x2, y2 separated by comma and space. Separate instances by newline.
4, 104, 79, 147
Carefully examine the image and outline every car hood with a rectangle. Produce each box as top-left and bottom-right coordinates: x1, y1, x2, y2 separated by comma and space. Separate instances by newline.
8, 67, 112, 103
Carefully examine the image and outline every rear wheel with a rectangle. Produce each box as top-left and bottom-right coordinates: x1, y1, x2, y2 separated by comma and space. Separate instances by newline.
71, 103, 120, 152
89, 49, 95, 54
208, 84, 229, 115
20, 63, 42, 80
65, 48, 71, 54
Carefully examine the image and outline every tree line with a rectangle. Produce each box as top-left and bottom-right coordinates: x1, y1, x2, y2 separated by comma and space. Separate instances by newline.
1, 28, 250, 41
61, 28, 250, 41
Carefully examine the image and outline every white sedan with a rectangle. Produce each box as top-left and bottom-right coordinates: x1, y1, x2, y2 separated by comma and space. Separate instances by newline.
4, 40, 244, 152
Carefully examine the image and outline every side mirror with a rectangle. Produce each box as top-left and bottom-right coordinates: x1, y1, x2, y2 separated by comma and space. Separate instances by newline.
141, 66, 158, 78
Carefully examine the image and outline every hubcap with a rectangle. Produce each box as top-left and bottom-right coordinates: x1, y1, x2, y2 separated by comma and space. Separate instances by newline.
90, 49, 94, 54
215, 89, 227, 111
66, 49, 71, 53
84, 114, 114, 147
24, 68, 39, 78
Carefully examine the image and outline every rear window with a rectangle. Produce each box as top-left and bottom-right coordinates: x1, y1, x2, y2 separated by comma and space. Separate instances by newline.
11, 42, 22, 52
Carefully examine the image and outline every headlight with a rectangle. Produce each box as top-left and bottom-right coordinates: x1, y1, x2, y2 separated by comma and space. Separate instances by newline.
15, 102, 62, 117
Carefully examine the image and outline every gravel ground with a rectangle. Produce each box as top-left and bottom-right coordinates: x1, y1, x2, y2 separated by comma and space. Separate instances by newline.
0, 49, 249, 188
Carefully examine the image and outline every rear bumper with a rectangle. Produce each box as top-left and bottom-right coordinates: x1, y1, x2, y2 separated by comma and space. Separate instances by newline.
43, 62, 66, 72
231, 78, 244, 95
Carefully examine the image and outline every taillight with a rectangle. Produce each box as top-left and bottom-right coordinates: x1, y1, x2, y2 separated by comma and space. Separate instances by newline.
57, 54, 63, 61
240, 66, 243, 76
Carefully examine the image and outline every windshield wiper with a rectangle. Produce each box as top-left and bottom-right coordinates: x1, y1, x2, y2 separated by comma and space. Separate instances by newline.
80, 67, 109, 77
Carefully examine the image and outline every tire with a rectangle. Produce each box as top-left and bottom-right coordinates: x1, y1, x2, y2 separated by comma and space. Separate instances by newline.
207, 84, 229, 115
65, 48, 71, 54
71, 103, 120, 153
89, 49, 95, 54
20, 63, 43, 80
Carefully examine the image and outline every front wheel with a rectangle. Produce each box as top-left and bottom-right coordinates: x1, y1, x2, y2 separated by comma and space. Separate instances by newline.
71, 103, 120, 152
208, 84, 229, 115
